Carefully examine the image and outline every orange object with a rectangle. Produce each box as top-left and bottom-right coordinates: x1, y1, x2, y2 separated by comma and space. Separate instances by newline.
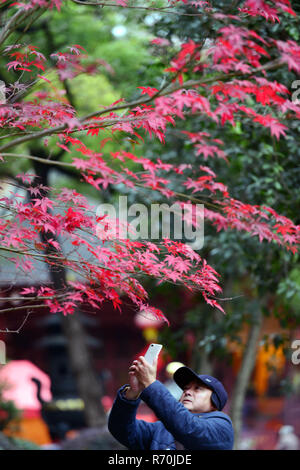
253, 345, 285, 396
4, 415, 52, 446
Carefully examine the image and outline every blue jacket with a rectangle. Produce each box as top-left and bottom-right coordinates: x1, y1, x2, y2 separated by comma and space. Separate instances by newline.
108, 380, 234, 450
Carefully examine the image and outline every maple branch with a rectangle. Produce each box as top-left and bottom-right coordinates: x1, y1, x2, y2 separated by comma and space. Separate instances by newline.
0, 152, 75, 168
0, 151, 222, 210
0, 4, 44, 47
0, 246, 96, 281
0, 115, 148, 151
174, 59, 283, 91
0, 311, 31, 333
0, 55, 283, 153
0, 132, 29, 141
0, 303, 49, 315
70, 0, 209, 16
0, 245, 67, 261
132, 180, 221, 211
0, 10, 28, 46
0, 243, 135, 280
0, 294, 65, 302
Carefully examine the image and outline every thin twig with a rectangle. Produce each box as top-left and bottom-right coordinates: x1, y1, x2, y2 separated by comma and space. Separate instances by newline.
1, 151, 223, 209
0, 303, 49, 315
0, 293, 65, 301
0, 310, 31, 333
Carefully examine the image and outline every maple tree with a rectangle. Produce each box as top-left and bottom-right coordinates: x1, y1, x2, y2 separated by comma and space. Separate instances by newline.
0, 0, 300, 330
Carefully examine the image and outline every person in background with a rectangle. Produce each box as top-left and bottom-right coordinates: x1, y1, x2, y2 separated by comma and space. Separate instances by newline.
275, 425, 299, 450
108, 355, 234, 450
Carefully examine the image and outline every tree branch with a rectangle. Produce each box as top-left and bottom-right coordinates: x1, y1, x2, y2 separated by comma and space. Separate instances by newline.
0, 303, 49, 315
0, 5, 43, 47
0, 311, 31, 333
0, 152, 75, 167
0, 58, 283, 152
70, 0, 208, 16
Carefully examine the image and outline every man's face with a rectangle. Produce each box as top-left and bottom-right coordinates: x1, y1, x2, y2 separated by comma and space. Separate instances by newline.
179, 380, 216, 413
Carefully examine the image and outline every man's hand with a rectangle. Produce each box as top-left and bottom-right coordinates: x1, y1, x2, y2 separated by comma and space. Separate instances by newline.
129, 356, 157, 389
125, 371, 144, 400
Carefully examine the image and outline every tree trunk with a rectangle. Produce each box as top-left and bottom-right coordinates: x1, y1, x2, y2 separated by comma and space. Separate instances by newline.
230, 308, 263, 449
30, 154, 106, 427
191, 325, 213, 375
196, 348, 213, 375
61, 312, 107, 427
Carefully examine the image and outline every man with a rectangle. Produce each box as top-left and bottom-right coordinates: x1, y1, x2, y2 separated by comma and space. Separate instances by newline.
108, 355, 234, 450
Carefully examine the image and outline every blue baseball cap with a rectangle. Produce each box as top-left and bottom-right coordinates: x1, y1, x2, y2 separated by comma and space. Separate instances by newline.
173, 366, 228, 411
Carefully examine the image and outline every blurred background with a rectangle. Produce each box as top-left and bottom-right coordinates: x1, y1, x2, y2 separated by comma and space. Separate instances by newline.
0, 0, 300, 450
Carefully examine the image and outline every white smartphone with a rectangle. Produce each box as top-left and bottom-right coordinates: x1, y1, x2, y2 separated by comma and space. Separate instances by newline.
143, 343, 163, 365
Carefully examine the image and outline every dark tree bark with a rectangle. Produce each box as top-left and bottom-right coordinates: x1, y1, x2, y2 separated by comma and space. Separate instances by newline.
61, 313, 107, 427
229, 308, 263, 449
30, 151, 106, 427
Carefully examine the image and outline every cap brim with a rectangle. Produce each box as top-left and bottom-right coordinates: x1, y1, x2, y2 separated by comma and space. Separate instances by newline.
173, 367, 212, 391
